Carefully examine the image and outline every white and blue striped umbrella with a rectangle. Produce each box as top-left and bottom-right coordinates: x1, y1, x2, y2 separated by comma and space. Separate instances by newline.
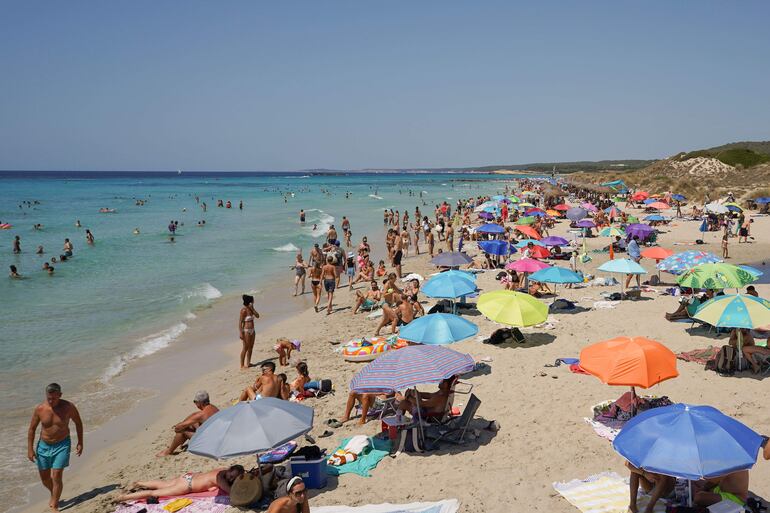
349, 345, 475, 393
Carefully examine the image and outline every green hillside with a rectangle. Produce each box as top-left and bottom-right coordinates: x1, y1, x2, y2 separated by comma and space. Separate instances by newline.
677, 140, 770, 168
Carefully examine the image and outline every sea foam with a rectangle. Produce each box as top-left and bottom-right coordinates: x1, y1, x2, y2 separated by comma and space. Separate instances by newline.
182, 283, 223, 301
272, 243, 300, 252
102, 322, 188, 381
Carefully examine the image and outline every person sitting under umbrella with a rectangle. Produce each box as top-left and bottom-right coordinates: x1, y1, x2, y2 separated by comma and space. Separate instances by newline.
692, 470, 749, 508
395, 377, 454, 418
267, 476, 309, 513
375, 296, 418, 336
116, 465, 245, 502
625, 462, 674, 513
743, 344, 770, 374
156, 391, 219, 457
341, 392, 393, 425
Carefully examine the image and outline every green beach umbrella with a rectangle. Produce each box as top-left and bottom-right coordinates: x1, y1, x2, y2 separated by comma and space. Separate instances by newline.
515, 216, 536, 225
676, 263, 757, 290
598, 226, 626, 238
477, 290, 548, 328
508, 196, 520, 203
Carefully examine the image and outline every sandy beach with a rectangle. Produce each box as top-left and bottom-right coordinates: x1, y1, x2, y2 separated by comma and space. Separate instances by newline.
17, 198, 770, 513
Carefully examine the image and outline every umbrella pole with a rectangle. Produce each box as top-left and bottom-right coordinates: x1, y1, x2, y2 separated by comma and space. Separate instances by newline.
738, 330, 743, 370
688, 480, 692, 507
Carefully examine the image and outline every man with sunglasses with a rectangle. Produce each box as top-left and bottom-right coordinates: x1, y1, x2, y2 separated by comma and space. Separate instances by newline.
238, 362, 282, 401
267, 476, 309, 513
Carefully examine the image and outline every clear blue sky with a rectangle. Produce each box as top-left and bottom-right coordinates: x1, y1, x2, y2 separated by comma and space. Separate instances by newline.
1, 1, 769, 171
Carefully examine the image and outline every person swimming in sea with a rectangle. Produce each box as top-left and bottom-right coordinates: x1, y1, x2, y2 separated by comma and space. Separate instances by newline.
85, 230, 94, 245
75, 220, 81, 228
132, 228, 140, 235
300, 209, 305, 223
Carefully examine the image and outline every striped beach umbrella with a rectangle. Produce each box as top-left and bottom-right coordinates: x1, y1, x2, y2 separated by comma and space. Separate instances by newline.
598, 226, 625, 238
349, 345, 475, 393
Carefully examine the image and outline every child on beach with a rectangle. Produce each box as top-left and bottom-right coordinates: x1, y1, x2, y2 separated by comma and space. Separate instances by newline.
722, 234, 729, 259
274, 338, 300, 366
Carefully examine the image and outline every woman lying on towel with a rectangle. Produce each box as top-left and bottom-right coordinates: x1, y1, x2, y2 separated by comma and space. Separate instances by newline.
267, 476, 309, 513
116, 465, 245, 502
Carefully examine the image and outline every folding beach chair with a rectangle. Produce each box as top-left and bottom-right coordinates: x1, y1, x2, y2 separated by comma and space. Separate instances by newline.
756, 353, 770, 377
423, 393, 481, 449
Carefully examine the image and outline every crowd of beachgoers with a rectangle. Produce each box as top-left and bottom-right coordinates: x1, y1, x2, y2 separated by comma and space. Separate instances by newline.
21, 177, 770, 513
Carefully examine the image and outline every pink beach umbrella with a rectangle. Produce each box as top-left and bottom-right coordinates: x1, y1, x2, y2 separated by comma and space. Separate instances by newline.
648, 202, 670, 210
505, 258, 551, 273
581, 202, 598, 212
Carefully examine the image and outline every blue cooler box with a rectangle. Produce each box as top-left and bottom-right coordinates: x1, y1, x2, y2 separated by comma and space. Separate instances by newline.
289, 456, 328, 489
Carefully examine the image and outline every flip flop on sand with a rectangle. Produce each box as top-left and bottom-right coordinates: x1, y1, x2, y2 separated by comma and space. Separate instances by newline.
325, 419, 343, 428
319, 430, 334, 438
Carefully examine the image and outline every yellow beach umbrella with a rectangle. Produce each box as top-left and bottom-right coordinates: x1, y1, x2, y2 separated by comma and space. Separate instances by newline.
477, 290, 548, 327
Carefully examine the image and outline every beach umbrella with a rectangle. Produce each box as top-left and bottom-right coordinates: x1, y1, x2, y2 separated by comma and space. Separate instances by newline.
576, 219, 595, 228
656, 250, 723, 275
515, 216, 537, 225
553, 204, 570, 211
676, 263, 757, 290
612, 404, 764, 481
398, 313, 478, 345
349, 345, 475, 393
518, 202, 535, 208
580, 202, 598, 212
640, 247, 674, 261
506, 257, 550, 273
529, 266, 583, 298
694, 294, 770, 368
189, 398, 314, 458
514, 239, 545, 248
526, 210, 547, 218
473, 201, 497, 213
476, 223, 505, 234
477, 289, 548, 327
598, 258, 647, 297
604, 205, 622, 215
705, 202, 729, 214
514, 225, 541, 240
482, 206, 500, 214
566, 207, 588, 222
508, 196, 520, 203
430, 251, 473, 267
671, 194, 686, 201
626, 223, 654, 240
491, 195, 508, 202
755, 197, 770, 204
598, 226, 625, 238
478, 211, 494, 220
520, 245, 550, 259
738, 265, 763, 278
478, 240, 513, 257
643, 214, 667, 222
422, 270, 477, 299
642, 198, 656, 205
546, 209, 561, 217
521, 191, 538, 197
539, 236, 569, 247
525, 208, 545, 215
579, 337, 678, 389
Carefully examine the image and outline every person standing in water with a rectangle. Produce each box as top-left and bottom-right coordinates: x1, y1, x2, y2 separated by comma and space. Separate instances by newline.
27, 383, 83, 512
238, 295, 260, 370
293, 253, 307, 296
299, 209, 305, 223
13, 235, 21, 253
85, 230, 94, 245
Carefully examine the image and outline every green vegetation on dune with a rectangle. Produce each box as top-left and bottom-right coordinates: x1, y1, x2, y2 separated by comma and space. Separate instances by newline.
678, 146, 770, 168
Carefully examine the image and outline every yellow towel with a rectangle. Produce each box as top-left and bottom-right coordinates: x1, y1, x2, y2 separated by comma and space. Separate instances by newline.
163, 498, 193, 512
553, 472, 667, 513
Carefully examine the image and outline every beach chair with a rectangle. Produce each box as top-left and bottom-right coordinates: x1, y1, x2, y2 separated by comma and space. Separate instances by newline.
756, 353, 770, 377
423, 393, 481, 449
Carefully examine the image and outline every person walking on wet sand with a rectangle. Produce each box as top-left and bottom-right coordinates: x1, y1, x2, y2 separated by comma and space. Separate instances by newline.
322, 256, 337, 314
27, 383, 83, 512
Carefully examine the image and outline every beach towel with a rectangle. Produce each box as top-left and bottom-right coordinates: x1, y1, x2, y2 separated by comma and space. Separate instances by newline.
114, 496, 230, 513
326, 436, 391, 477
311, 499, 460, 513
553, 471, 667, 513
676, 346, 719, 365
259, 441, 297, 463
583, 418, 621, 441
329, 435, 370, 466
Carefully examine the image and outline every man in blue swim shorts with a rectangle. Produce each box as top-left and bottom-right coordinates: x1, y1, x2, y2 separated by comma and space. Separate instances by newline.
28, 383, 83, 511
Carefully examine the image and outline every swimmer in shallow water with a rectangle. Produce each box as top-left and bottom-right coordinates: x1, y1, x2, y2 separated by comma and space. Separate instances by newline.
9, 265, 22, 278
132, 228, 140, 235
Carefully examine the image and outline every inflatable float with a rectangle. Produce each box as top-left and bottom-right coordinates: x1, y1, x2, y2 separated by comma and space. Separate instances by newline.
341, 335, 409, 362
99, 208, 117, 213
0, 224, 12, 230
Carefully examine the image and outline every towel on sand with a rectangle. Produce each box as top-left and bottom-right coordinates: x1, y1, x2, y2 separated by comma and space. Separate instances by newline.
326, 436, 391, 477
115, 496, 230, 513
311, 499, 460, 513
676, 346, 719, 364
553, 471, 667, 513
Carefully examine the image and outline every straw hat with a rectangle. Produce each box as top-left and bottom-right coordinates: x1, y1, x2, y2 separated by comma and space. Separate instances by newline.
229, 473, 263, 507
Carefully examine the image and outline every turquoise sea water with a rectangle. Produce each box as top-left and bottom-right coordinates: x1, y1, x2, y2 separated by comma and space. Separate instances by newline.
0, 171, 517, 504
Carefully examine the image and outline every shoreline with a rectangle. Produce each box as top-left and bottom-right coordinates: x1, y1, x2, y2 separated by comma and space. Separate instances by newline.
12, 271, 314, 513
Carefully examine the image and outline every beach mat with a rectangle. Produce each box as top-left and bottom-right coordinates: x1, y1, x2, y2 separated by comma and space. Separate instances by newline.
326, 436, 391, 477
676, 346, 719, 364
553, 471, 667, 513
311, 499, 459, 513
583, 418, 622, 442
115, 495, 230, 513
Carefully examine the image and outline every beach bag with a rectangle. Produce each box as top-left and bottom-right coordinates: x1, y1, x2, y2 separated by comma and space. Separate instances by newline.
391, 426, 424, 456
715, 345, 736, 376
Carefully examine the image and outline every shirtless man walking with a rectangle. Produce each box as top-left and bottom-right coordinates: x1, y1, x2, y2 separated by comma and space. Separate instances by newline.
27, 383, 83, 511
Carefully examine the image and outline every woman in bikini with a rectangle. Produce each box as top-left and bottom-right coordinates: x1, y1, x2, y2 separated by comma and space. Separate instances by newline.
291, 362, 311, 394
117, 465, 244, 502
309, 261, 323, 312
238, 295, 260, 370
293, 253, 307, 296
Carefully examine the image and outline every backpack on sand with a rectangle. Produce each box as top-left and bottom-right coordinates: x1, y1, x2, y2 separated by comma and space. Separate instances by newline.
390, 426, 424, 456
715, 345, 736, 376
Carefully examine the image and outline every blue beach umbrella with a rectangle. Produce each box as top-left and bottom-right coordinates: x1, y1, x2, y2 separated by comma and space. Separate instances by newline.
398, 313, 479, 345
189, 398, 314, 458
478, 211, 494, 220
430, 251, 473, 267
656, 250, 722, 275
349, 345, 475, 393
539, 236, 569, 247
478, 240, 512, 256
476, 223, 505, 234
755, 197, 770, 204
726, 205, 742, 212
671, 194, 686, 201
613, 403, 764, 480
530, 266, 583, 284
642, 198, 656, 205
643, 214, 667, 222
422, 270, 477, 299
598, 258, 647, 297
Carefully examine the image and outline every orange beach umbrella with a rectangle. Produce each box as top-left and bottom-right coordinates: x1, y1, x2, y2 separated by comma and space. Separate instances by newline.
514, 225, 541, 240
579, 336, 678, 389
641, 247, 674, 261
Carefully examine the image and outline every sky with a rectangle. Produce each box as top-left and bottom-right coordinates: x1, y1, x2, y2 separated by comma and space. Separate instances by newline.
1, 1, 769, 171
